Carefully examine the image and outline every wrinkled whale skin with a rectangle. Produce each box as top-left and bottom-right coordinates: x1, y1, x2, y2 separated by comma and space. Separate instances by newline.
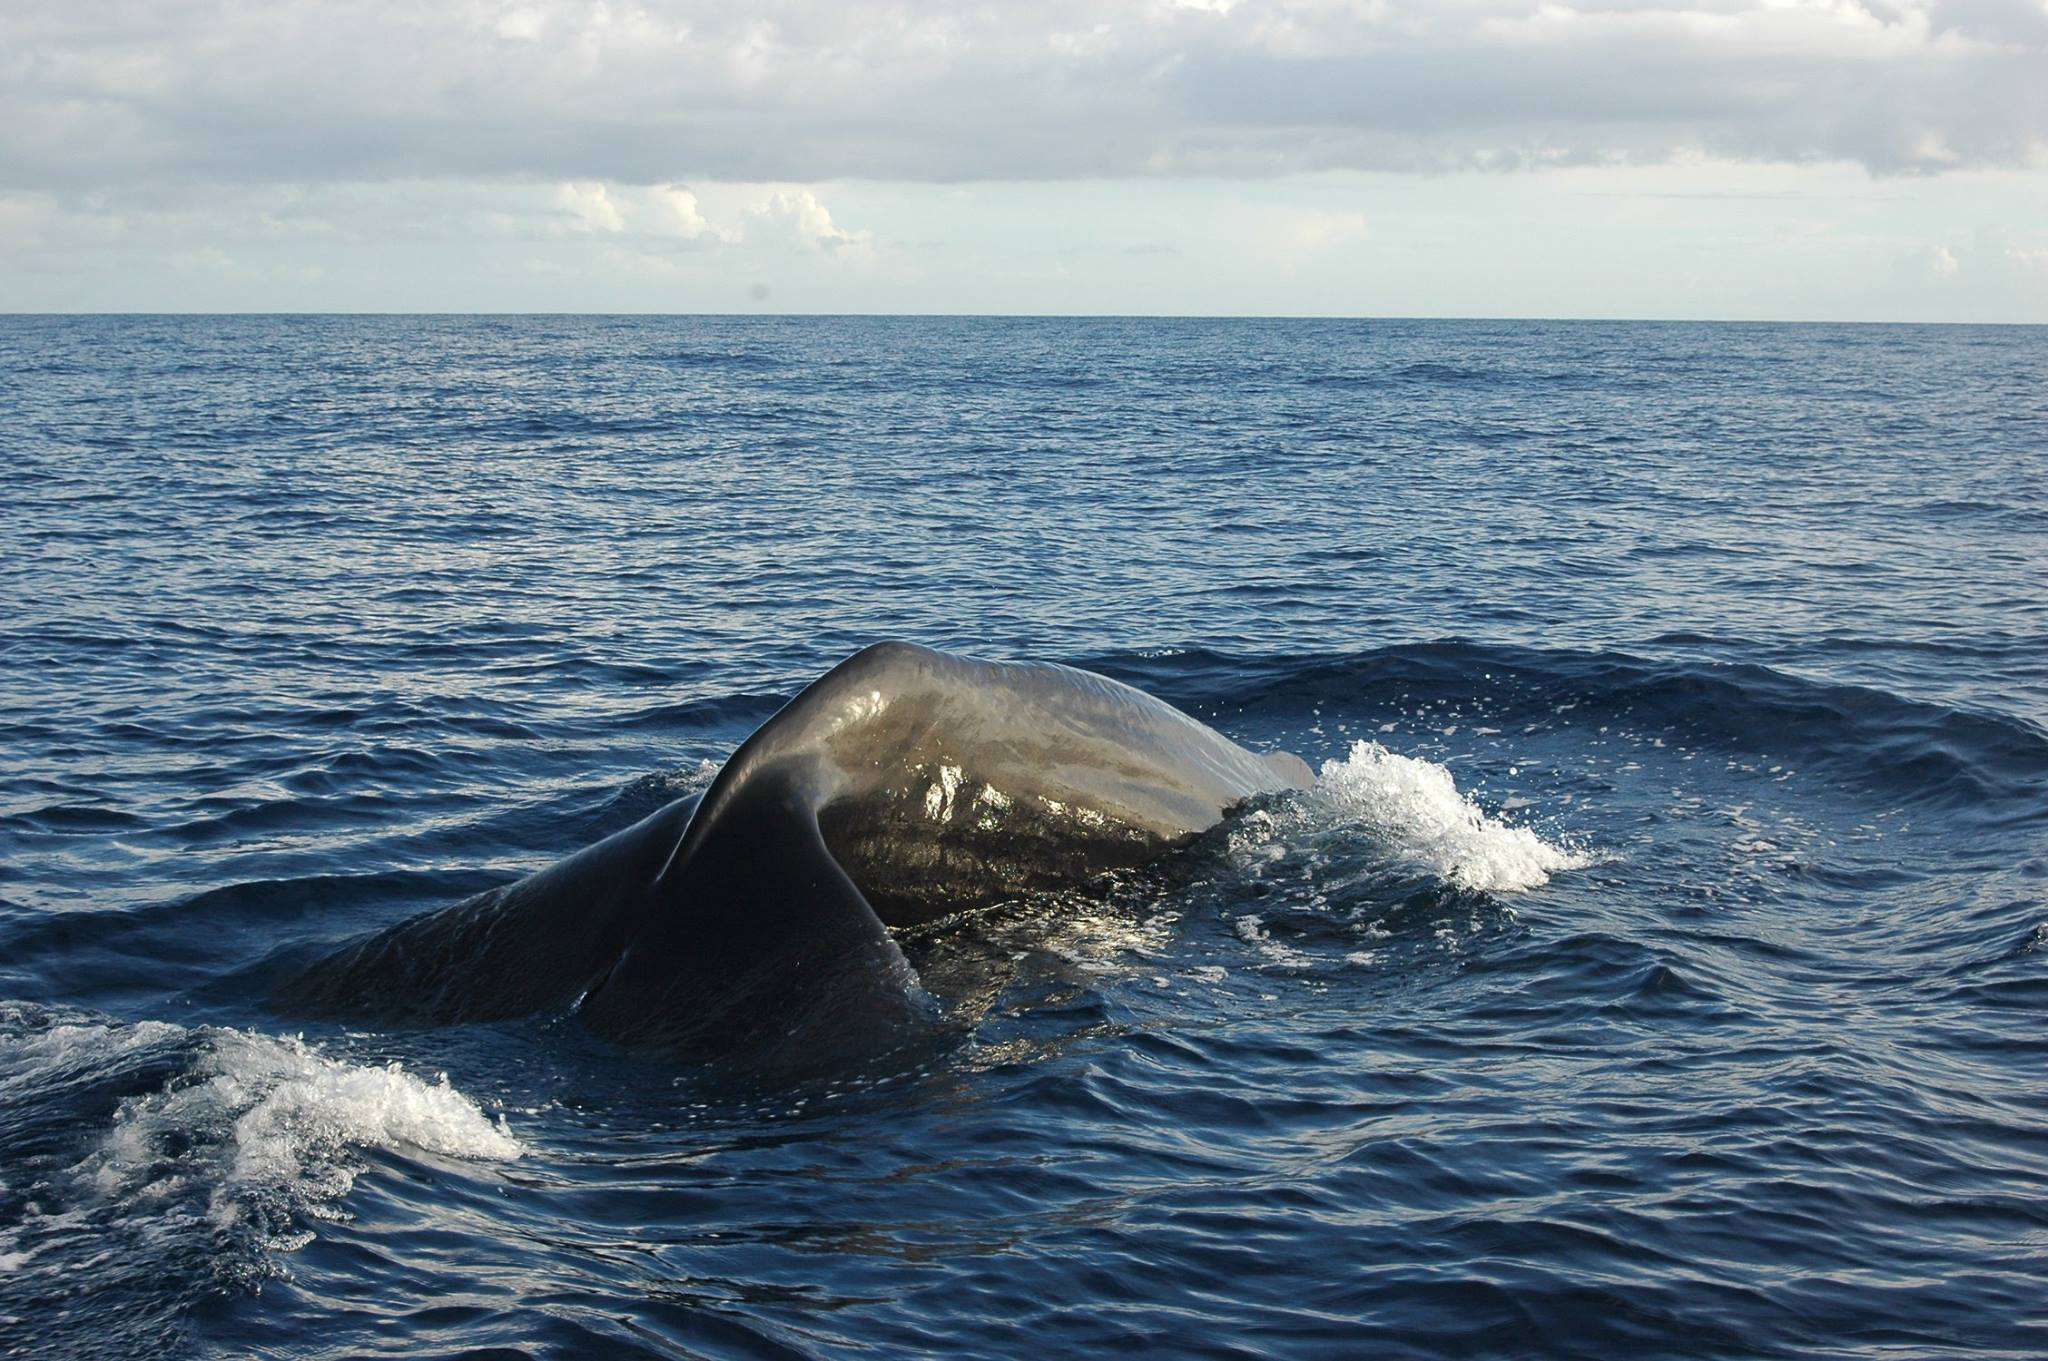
277, 642, 1310, 1059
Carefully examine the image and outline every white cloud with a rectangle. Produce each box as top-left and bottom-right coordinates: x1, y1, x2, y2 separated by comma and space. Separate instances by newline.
1, 1, 2044, 318
1, 0, 2043, 197
551, 180, 858, 248
494, 7, 547, 43
554, 181, 624, 233
649, 185, 719, 240
3, 165, 2046, 318
743, 189, 869, 253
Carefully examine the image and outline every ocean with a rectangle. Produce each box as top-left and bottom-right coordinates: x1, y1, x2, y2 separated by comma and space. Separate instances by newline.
1, 315, 2043, 1359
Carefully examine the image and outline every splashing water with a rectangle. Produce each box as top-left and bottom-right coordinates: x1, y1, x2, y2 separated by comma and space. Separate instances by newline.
1316, 740, 1590, 891
1236, 740, 1589, 894
91, 1029, 522, 1234
0, 1012, 520, 1290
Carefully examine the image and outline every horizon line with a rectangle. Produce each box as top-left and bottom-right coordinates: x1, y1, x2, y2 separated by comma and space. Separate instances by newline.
2, 310, 2043, 327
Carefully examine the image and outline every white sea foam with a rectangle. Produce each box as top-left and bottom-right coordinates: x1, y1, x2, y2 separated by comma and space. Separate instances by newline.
0, 1011, 520, 1274
0, 1016, 184, 1085
88, 1029, 521, 1233
1232, 912, 1313, 967
1236, 740, 1588, 893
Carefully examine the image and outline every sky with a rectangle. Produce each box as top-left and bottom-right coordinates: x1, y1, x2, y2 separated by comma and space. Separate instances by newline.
3, 0, 2046, 319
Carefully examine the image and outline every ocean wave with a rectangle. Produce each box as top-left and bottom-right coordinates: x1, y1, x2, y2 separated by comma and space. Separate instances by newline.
1098, 641, 2048, 813
87, 1028, 521, 1235
0, 1006, 519, 1299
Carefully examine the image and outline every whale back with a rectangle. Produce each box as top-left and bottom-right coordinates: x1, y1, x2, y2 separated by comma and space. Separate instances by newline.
279, 642, 1311, 1060
274, 792, 699, 1024
681, 641, 1306, 926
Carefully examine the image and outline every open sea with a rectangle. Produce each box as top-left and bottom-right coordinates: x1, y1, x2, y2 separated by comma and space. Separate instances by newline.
1, 315, 2044, 1360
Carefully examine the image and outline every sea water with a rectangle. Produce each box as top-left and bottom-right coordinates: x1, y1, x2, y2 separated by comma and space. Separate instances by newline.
1, 316, 2043, 1358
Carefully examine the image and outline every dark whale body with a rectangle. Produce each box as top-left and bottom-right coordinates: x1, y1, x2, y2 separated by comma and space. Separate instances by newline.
278, 643, 1310, 1061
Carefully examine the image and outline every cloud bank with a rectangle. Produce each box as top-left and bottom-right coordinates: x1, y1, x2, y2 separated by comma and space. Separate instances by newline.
5, 0, 2046, 194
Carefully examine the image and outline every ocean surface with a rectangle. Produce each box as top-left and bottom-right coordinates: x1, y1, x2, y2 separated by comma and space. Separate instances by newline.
1, 315, 2043, 1360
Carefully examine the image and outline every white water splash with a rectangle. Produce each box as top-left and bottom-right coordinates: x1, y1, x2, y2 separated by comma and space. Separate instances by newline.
0, 1012, 520, 1277
88, 1029, 520, 1234
1314, 740, 1587, 890
1233, 913, 1313, 967
0, 1016, 185, 1082
1235, 740, 1588, 893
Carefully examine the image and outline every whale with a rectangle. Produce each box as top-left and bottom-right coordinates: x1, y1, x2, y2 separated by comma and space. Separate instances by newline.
276, 642, 1311, 1062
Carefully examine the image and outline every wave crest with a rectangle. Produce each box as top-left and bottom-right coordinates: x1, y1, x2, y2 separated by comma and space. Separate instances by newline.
0, 1006, 521, 1303
90, 1028, 521, 1240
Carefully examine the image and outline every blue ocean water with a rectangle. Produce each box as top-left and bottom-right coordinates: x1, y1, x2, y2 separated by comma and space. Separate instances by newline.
0, 315, 2044, 1360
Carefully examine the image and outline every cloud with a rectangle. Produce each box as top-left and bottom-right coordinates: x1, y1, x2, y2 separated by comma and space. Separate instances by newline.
0, 177, 867, 276
554, 181, 623, 233
552, 181, 862, 251
1, 0, 2043, 202
1886, 223, 2048, 304
649, 184, 721, 240
742, 189, 869, 252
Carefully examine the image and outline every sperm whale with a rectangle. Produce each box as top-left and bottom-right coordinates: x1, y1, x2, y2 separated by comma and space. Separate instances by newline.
277, 642, 1311, 1060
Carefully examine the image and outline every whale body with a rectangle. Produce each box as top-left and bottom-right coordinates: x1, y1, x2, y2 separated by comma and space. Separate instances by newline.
277, 642, 1311, 1061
